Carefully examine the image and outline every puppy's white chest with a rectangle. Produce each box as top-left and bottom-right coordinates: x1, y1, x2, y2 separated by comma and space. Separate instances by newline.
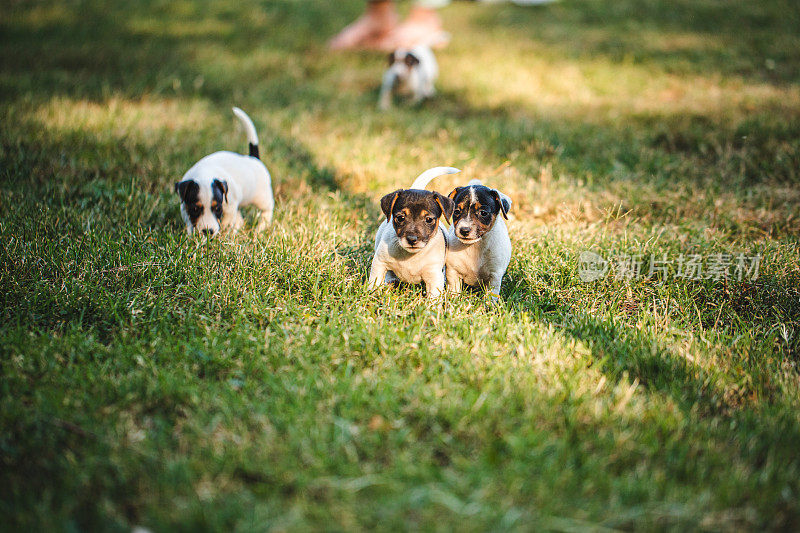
377, 243, 434, 284
397, 71, 420, 94
386, 255, 425, 283
447, 244, 484, 286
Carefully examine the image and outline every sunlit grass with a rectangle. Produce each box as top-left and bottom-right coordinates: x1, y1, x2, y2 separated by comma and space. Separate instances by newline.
28, 97, 216, 137
1, 0, 799, 529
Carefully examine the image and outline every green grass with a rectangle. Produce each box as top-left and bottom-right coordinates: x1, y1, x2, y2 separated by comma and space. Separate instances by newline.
2, 0, 800, 530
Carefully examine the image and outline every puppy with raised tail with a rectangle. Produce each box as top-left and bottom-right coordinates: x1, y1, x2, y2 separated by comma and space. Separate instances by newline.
369, 167, 459, 299
174, 107, 274, 237
445, 180, 512, 300
379, 45, 438, 110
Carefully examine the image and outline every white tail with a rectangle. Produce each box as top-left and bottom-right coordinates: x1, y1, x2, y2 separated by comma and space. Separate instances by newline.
409, 166, 460, 190
232, 107, 259, 148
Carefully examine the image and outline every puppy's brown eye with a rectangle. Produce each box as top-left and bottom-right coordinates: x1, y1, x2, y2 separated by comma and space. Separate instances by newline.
479, 210, 489, 218
394, 214, 405, 222
453, 209, 461, 217
425, 216, 434, 224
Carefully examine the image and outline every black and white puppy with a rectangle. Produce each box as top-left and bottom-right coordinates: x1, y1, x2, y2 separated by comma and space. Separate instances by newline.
174, 107, 274, 237
369, 167, 459, 299
379, 45, 438, 110
445, 180, 512, 300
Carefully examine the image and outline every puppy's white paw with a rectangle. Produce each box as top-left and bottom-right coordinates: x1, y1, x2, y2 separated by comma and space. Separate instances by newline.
221, 211, 245, 234
255, 210, 273, 232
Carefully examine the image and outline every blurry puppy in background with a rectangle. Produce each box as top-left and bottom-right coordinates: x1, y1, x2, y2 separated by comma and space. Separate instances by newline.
379, 45, 438, 110
445, 180, 512, 300
174, 108, 274, 237
369, 166, 459, 299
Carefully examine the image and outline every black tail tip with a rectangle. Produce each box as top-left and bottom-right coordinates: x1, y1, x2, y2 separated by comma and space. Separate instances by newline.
249, 143, 259, 159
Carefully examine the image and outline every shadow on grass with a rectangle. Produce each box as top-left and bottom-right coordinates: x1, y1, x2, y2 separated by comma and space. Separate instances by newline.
267, 135, 340, 192
503, 264, 800, 418
468, 0, 800, 84
5, 0, 799, 199
427, 87, 800, 188
499, 272, 800, 530
1, 0, 343, 104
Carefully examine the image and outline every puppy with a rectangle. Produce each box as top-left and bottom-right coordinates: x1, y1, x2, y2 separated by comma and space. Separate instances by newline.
379, 45, 438, 110
175, 107, 274, 237
369, 167, 459, 299
445, 180, 512, 300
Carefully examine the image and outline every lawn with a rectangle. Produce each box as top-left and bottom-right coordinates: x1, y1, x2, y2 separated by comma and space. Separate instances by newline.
1, 0, 799, 530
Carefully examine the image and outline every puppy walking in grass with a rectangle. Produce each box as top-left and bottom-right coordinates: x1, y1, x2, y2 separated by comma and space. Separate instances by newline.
174, 107, 274, 237
379, 45, 438, 110
369, 166, 459, 299
445, 180, 512, 300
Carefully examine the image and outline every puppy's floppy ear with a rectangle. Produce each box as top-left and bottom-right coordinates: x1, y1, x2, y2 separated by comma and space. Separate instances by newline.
434, 192, 455, 224
380, 190, 401, 222
448, 187, 463, 201
404, 52, 420, 68
212, 178, 228, 203
175, 180, 192, 201
491, 189, 511, 219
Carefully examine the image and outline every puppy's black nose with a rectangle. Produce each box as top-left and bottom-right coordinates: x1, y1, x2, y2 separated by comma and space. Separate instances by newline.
406, 235, 418, 245
459, 227, 470, 237
201, 229, 214, 237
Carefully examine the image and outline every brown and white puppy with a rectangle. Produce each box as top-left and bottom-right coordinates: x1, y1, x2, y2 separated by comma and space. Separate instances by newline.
379, 45, 438, 110
175, 107, 273, 237
445, 179, 512, 300
369, 167, 459, 299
